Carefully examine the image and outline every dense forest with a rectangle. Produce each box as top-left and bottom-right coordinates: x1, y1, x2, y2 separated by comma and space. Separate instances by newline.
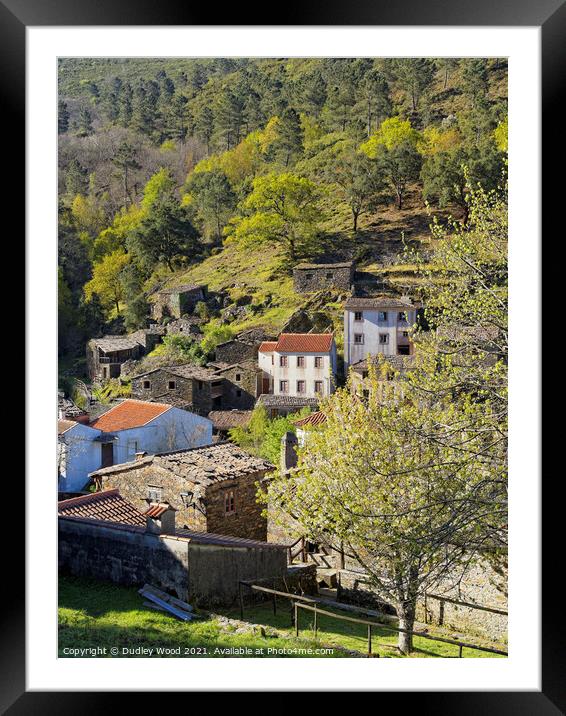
58, 57, 508, 378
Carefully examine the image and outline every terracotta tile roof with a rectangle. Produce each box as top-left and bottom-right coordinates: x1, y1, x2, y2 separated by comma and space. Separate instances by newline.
58, 419, 77, 435
58, 489, 145, 525
144, 503, 171, 518
208, 410, 253, 430
294, 410, 327, 428
90, 442, 274, 485
90, 399, 172, 432
260, 333, 334, 354
344, 295, 415, 310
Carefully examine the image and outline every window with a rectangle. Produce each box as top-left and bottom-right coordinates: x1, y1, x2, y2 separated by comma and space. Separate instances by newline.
325, 272, 333, 279
314, 381, 323, 394
398, 311, 407, 322
143, 380, 151, 389
354, 333, 364, 344
378, 311, 388, 322
127, 440, 139, 458
398, 345, 411, 355
236, 389, 242, 397
297, 356, 305, 368
354, 311, 363, 322
402, 331, 409, 337
280, 355, 288, 367
379, 333, 389, 344
168, 380, 176, 390
147, 485, 163, 502
280, 380, 289, 393
297, 380, 306, 394
198, 381, 203, 390
306, 273, 313, 280
225, 490, 236, 514
235, 373, 241, 382
314, 356, 323, 368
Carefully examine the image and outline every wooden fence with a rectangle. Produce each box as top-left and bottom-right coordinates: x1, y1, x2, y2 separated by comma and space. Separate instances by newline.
239, 581, 508, 658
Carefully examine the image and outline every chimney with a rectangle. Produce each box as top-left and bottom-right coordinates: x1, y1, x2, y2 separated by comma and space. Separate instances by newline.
280, 431, 298, 474
145, 502, 176, 535
135, 451, 147, 461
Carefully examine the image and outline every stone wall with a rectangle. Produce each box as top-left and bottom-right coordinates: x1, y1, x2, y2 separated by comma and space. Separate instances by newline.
205, 471, 268, 542
186, 542, 287, 607
59, 518, 190, 600
293, 263, 354, 294
217, 365, 259, 410
59, 517, 287, 607
131, 371, 195, 405
215, 340, 258, 364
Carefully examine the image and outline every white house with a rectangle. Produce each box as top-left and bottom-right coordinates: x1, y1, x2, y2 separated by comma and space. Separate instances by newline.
258, 333, 337, 399
57, 399, 212, 493
343, 296, 417, 371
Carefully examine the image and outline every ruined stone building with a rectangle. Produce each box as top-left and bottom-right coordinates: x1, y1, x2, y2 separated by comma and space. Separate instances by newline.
86, 327, 165, 382
151, 284, 207, 321
89, 443, 274, 542
214, 328, 274, 364
293, 261, 355, 294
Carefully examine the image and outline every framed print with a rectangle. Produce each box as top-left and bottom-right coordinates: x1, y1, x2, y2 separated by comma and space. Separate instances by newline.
5, 0, 559, 706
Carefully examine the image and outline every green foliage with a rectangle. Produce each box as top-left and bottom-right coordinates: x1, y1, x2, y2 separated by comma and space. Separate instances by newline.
146, 333, 206, 368
225, 172, 326, 261
120, 263, 149, 331
199, 323, 234, 357
183, 169, 236, 242
494, 117, 508, 153
92, 379, 131, 403
230, 405, 310, 464
84, 249, 130, 314
127, 199, 200, 271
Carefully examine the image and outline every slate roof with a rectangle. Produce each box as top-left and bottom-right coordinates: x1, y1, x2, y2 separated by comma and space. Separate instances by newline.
257, 394, 320, 409
133, 364, 219, 381
90, 442, 274, 485
294, 261, 353, 270
89, 400, 172, 432
58, 489, 145, 525
293, 410, 327, 428
208, 410, 253, 430
259, 333, 334, 354
344, 295, 415, 310
92, 336, 144, 352
157, 283, 205, 295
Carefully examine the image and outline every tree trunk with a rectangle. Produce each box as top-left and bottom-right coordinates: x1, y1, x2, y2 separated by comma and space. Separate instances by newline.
396, 189, 403, 210
352, 209, 359, 233
397, 597, 417, 655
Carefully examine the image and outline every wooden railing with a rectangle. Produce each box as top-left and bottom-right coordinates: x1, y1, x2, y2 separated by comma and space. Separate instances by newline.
287, 536, 307, 564
238, 582, 508, 658
424, 592, 508, 626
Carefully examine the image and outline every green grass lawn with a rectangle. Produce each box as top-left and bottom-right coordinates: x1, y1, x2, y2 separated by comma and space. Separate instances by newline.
223, 600, 507, 659
58, 576, 347, 658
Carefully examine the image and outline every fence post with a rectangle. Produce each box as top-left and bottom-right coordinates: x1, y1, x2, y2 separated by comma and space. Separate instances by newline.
239, 582, 244, 621
295, 603, 299, 637
439, 599, 445, 626
459, 645, 463, 658
424, 593, 428, 624
313, 604, 318, 638
367, 624, 372, 656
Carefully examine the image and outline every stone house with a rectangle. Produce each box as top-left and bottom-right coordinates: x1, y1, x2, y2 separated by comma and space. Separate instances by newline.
258, 333, 337, 399
293, 261, 355, 294
89, 443, 274, 542
58, 489, 287, 606
58, 399, 212, 494
87, 336, 145, 382
86, 328, 166, 382
131, 360, 261, 414
131, 364, 224, 415
151, 284, 207, 321
343, 295, 417, 370
214, 328, 273, 364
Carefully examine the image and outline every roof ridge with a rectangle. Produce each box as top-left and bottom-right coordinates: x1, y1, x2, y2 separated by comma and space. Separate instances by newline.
58, 488, 120, 508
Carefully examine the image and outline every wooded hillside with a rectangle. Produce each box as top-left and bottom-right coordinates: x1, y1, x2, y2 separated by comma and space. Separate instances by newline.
58, 57, 508, 375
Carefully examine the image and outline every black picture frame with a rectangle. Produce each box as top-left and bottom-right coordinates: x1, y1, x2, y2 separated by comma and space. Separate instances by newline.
9, 0, 558, 708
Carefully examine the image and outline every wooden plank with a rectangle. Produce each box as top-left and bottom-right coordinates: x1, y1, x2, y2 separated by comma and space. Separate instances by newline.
139, 590, 192, 621
141, 584, 194, 613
